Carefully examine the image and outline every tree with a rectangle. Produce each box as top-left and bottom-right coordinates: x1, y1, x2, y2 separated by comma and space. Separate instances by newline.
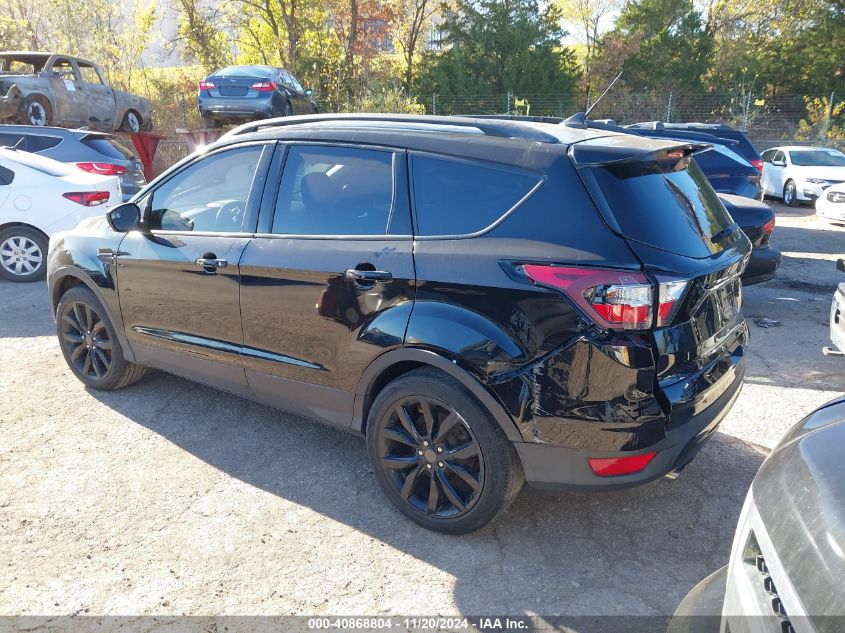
594, 0, 712, 94
172, 0, 231, 71
418, 0, 581, 101
555, 0, 621, 103
395, 0, 437, 91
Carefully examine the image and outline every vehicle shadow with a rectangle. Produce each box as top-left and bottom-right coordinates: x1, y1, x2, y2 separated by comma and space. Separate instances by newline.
88, 373, 767, 618
0, 278, 54, 339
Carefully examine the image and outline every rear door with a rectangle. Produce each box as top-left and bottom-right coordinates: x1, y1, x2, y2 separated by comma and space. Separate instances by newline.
116, 142, 272, 396
238, 143, 415, 427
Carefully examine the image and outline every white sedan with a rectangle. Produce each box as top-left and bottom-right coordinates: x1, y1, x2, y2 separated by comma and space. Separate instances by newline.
0, 148, 121, 282
817, 182, 845, 222
760, 145, 845, 206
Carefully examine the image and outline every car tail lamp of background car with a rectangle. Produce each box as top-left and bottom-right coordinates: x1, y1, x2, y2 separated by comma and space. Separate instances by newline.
751, 158, 764, 172
63, 191, 110, 207
199, 80, 215, 91
76, 162, 126, 176
521, 265, 688, 330
250, 81, 277, 92
761, 217, 776, 244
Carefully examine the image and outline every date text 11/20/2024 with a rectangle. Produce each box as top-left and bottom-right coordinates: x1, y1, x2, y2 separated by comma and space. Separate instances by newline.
306, 617, 530, 630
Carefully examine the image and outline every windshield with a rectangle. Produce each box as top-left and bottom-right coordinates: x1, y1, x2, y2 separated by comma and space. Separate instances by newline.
213, 66, 275, 78
789, 150, 845, 167
585, 155, 738, 259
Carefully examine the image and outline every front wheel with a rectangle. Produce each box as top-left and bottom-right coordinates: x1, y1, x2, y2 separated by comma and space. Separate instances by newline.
783, 180, 799, 207
56, 286, 147, 390
0, 227, 48, 282
21, 95, 51, 126
366, 368, 524, 534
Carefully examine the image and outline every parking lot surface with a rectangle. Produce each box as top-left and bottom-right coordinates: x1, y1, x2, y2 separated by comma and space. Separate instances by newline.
1, 202, 844, 620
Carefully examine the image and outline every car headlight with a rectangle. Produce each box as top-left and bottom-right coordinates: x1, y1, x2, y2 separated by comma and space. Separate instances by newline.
806, 178, 828, 184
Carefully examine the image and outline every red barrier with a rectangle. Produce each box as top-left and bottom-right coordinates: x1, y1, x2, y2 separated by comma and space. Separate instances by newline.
122, 131, 166, 181
175, 128, 225, 153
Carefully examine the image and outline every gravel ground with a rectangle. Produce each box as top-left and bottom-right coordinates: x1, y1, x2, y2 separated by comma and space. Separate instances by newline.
1, 202, 843, 623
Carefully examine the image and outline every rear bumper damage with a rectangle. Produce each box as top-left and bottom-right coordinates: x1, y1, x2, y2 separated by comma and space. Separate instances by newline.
490, 322, 747, 491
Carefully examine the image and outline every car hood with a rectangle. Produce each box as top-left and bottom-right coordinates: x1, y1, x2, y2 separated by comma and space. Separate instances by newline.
751, 397, 845, 618
790, 165, 845, 181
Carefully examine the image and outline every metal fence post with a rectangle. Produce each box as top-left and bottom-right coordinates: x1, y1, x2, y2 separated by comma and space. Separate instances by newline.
432, 93, 437, 116
826, 91, 835, 142
744, 92, 752, 130
506, 91, 513, 114
666, 92, 672, 122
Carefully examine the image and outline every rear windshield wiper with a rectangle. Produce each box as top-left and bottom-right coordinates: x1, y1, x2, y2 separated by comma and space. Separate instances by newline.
711, 222, 739, 244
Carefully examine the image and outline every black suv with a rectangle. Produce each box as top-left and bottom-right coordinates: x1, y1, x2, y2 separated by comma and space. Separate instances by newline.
48, 114, 750, 534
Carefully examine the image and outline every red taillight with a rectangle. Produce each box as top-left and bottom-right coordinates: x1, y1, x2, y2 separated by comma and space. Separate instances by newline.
63, 191, 110, 206
199, 80, 215, 91
521, 265, 688, 330
76, 162, 126, 176
762, 217, 775, 235
251, 81, 276, 92
588, 452, 657, 477
751, 159, 763, 172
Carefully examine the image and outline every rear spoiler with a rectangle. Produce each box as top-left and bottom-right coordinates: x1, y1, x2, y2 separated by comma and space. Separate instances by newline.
568, 136, 710, 167
72, 129, 114, 142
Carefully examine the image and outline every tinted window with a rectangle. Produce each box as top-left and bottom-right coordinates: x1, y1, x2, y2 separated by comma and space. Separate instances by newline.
82, 137, 135, 160
586, 156, 736, 259
149, 145, 264, 233
762, 149, 775, 163
0, 164, 14, 185
0, 134, 60, 153
411, 155, 540, 236
273, 145, 397, 235
789, 150, 845, 167
214, 66, 275, 78
0, 134, 23, 149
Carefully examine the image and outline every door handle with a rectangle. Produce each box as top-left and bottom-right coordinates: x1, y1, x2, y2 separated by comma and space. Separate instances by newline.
195, 257, 228, 269
344, 268, 393, 282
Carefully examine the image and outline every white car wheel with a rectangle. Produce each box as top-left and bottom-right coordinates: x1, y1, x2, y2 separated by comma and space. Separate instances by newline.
0, 230, 46, 282
26, 100, 48, 126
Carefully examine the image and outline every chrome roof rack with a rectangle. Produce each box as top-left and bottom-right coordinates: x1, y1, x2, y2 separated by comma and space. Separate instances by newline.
222, 113, 563, 144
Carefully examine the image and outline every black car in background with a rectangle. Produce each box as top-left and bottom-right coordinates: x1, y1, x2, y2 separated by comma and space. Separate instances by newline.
718, 193, 781, 285
198, 65, 317, 127
0, 125, 145, 200
628, 121, 763, 172
48, 114, 750, 534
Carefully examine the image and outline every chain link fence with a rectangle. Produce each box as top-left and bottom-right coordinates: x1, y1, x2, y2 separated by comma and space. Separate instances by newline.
424, 91, 844, 151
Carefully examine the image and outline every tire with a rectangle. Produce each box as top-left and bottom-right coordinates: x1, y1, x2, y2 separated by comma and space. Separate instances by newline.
366, 368, 524, 534
0, 226, 48, 282
783, 180, 799, 207
21, 95, 51, 126
120, 110, 142, 133
56, 286, 146, 391
283, 100, 292, 117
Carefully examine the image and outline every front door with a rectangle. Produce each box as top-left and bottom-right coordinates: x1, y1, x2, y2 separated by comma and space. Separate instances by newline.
238, 144, 415, 427
75, 61, 115, 130
46, 57, 87, 125
116, 143, 271, 396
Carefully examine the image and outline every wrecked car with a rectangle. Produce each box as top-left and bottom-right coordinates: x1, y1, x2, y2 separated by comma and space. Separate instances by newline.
47, 113, 750, 534
0, 51, 152, 132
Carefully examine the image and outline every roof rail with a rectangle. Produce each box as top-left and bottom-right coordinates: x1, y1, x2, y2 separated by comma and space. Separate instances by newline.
221, 113, 563, 144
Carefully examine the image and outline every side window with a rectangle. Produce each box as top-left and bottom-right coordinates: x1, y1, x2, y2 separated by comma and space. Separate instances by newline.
411, 155, 541, 236
773, 151, 785, 164
27, 135, 62, 153
0, 163, 14, 185
0, 134, 24, 149
50, 58, 79, 81
148, 145, 265, 233
77, 63, 103, 85
761, 150, 774, 163
289, 73, 304, 92
272, 145, 397, 236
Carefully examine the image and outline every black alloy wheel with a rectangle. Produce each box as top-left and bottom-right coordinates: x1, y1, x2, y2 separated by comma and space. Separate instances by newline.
367, 369, 524, 534
60, 300, 113, 381
378, 396, 485, 518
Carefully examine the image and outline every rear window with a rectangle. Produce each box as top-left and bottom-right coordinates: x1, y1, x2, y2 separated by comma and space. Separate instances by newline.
213, 66, 275, 78
585, 156, 736, 259
82, 137, 135, 160
411, 155, 541, 236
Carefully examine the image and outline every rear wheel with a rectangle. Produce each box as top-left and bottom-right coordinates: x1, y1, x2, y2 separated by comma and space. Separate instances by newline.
366, 368, 523, 534
120, 110, 142, 133
783, 180, 798, 206
56, 286, 146, 390
0, 227, 48, 282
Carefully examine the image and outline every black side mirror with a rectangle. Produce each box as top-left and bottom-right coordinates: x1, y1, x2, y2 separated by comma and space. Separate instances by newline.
106, 202, 141, 232
837, 259, 845, 274
305, 88, 313, 97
